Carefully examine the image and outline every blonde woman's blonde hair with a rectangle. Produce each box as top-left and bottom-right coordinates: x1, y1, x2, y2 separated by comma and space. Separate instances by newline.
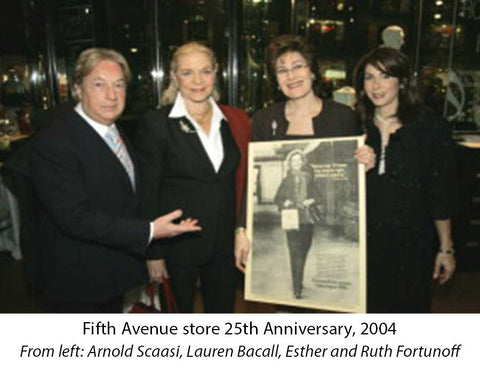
72, 48, 131, 101
161, 42, 220, 105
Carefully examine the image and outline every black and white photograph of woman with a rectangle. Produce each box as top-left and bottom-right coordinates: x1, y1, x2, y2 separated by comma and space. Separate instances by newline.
246, 137, 366, 312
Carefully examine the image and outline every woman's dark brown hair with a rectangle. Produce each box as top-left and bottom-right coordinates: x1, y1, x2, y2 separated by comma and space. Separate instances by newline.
266, 34, 321, 96
353, 47, 420, 125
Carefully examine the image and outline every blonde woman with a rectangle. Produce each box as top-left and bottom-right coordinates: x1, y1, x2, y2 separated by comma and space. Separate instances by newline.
134, 42, 250, 313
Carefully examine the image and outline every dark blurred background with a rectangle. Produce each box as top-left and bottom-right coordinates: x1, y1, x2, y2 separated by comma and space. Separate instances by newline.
0, 0, 479, 312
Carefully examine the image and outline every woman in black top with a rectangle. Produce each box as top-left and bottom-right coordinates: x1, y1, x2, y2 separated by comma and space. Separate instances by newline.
251, 35, 361, 142
235, 35, 375, 286
353, 47, 457, 312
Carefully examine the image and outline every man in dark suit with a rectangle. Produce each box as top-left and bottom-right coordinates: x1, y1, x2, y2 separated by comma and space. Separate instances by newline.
29, 48, 200, 313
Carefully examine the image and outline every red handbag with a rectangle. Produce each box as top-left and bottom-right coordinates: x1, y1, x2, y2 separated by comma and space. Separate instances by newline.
159, 279, 179, 313
129, 280, 178, 313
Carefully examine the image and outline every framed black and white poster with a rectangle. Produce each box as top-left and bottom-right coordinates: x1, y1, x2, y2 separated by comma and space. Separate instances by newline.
245, 136, 366, 313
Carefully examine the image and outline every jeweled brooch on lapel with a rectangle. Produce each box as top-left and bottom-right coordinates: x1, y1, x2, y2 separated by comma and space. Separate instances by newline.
179, 119, 196, 134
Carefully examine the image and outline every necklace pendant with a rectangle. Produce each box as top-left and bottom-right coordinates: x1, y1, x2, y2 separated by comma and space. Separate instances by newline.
271, 120, 278, 136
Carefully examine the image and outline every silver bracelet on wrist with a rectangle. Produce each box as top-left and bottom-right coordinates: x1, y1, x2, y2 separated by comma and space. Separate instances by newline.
438, 248, 455, 255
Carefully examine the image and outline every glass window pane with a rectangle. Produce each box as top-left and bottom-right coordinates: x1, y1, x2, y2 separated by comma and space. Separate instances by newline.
158, 0, 229, 105
418, 0, 480, 130
108, 0, 157, 116
53, 1, 95, 103
241, 0, 292, 113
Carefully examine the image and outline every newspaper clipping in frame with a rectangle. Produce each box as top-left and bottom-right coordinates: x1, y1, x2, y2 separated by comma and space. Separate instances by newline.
245, 136, 366, 313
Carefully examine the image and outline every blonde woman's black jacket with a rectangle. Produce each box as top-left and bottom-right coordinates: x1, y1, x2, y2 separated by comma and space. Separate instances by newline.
134, 105, 241, 265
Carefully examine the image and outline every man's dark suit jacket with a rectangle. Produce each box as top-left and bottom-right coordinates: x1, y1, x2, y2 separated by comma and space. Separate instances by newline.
134, 105, 241, 265
29, 107, 149, 303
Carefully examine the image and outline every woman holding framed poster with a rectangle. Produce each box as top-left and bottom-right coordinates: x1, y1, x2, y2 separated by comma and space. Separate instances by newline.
236, 35, 375, 307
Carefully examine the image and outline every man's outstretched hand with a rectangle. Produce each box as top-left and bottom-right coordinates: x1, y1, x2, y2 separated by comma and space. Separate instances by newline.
152, 209, 201, 239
